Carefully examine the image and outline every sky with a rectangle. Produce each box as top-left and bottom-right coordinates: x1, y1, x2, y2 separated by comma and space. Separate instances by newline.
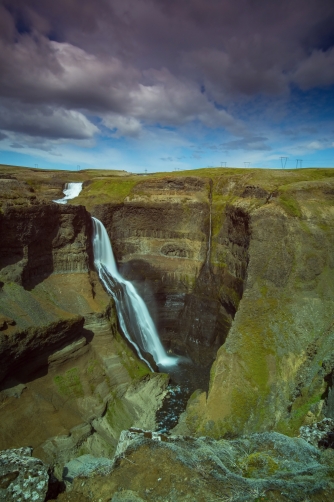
0, 0, 334, 172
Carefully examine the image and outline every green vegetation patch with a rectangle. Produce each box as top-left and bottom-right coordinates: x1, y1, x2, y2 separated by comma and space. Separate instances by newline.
278, 193, 302, 218
76, 178, 139, 206
277, 392, 323, 436
105, 395, 133, 434
114, 330, 151, 380
54, 367, 84, 398
239, 452, 279, 478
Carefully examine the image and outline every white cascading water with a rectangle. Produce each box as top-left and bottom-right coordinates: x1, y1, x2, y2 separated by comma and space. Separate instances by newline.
92, 216, 178, 370
54, 182, 83, 204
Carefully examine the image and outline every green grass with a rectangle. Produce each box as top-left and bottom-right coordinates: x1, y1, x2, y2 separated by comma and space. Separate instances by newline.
278, 193, 302, 218
74, 178, 139, 209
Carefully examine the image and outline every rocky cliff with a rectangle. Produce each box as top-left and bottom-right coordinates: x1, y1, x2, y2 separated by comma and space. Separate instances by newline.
1, 165, 334, 462
91, 176, 245, 372
74, 168, 334, 438
0, 175, 168, 477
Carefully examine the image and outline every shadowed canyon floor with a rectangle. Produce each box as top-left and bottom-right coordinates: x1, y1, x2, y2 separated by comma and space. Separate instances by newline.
1, 164, 334, 500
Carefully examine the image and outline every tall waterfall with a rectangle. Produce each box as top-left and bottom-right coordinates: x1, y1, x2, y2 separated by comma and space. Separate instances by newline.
92, 217, 177, 370
54, 182, 83, 204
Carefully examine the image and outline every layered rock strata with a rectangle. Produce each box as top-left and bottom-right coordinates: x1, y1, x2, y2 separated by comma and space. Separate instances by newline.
86, 172, 334, 437
0, 189, 167, 476
92, 177, 248, 369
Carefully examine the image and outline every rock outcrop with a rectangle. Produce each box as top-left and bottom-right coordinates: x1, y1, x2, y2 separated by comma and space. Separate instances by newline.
0, 447, 48, 502
55, 428, 334, 501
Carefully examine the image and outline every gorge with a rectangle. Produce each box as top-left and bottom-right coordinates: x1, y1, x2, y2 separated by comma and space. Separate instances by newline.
1, 165, 334, 501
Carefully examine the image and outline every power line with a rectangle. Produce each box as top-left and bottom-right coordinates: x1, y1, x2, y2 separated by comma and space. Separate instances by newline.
296, 159, 303, 168
280, 157, 288, 169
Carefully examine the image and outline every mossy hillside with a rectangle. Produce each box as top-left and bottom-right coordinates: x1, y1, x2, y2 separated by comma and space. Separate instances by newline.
52, 355, 110, 404
104, 392, 137, 438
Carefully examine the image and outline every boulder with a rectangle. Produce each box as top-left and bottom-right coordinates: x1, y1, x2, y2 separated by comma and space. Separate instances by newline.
0, 447, 48, 502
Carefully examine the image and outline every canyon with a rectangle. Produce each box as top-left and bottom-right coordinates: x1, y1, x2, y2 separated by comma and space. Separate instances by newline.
1, 165, 334, 500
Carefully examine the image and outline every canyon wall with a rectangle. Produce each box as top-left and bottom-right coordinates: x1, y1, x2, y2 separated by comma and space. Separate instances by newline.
92, 177, 247, 371
0, 177, 167, 475
87, 170, 334, 437
2, 167, 334, 449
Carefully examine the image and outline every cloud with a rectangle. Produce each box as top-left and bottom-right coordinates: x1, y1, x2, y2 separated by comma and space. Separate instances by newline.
293, 47, 334, 89
184, 47, 289, 101
222, 136, 271, 151
102, 115, 142, 138
160, 156, 174, 161
0, 102, 98, 140
0, 34, 243, 137
306, 140, 325, 150
1, 0, 334, 161
10, 142, 25, 149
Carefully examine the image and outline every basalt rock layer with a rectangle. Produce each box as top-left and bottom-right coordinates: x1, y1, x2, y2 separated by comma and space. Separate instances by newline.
0, 199, 91, 288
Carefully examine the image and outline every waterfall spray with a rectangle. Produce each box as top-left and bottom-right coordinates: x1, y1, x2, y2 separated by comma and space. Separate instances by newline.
92, 217, 177, 370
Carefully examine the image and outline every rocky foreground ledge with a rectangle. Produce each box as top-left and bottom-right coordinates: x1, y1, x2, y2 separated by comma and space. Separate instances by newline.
2, 426, 334, 502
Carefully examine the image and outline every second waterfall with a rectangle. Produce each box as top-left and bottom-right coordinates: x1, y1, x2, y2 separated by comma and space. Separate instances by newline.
92, 217, 177, 370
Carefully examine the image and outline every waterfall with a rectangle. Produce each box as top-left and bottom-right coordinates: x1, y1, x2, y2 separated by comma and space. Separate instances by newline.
92, 217, 177, 370
54, 182, 83, 204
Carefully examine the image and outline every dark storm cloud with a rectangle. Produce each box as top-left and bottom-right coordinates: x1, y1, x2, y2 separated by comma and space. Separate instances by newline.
0, 101, 98, 140
1, 0, 334, 144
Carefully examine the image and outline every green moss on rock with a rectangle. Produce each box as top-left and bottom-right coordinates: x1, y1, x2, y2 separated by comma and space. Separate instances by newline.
54, 367, 84, 398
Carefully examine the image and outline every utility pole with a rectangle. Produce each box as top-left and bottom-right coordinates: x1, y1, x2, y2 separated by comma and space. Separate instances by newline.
296, 159, 302, 168
221, 162, 227, 167
77, 165, 80, 171
244, 162, 250, 168
280, 157, 288, 169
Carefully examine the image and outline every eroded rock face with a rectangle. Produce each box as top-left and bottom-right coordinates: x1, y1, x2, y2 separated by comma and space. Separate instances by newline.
92, 177, 250, 368
0, 201, 92, 287
89, 173, 334, 439
0, 447, 48, 502
183, 186, 334, 438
